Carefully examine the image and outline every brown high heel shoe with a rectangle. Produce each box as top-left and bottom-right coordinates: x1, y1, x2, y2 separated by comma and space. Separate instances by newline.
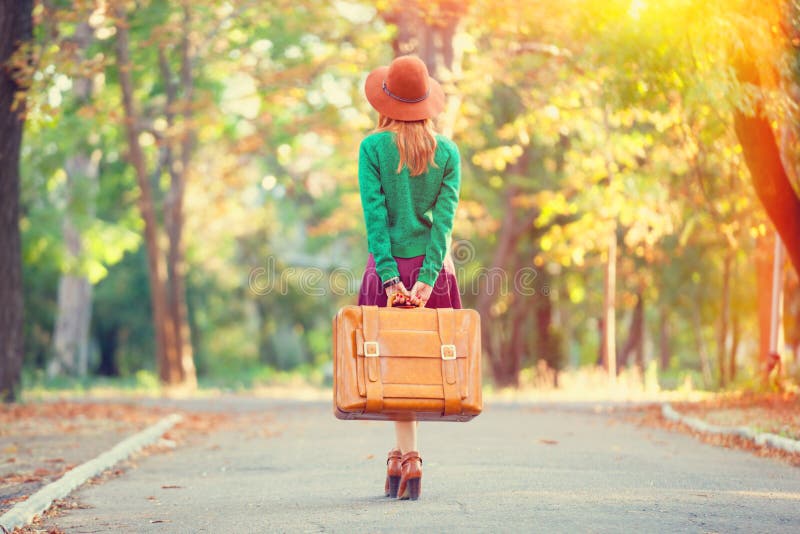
385, 448, 402, 497
397, 451, 422, 500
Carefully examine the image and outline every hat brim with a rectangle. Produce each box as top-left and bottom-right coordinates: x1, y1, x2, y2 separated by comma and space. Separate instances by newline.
364, 66, 445, 122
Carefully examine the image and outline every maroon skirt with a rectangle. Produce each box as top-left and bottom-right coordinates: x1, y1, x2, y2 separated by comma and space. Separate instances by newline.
357, 253, 462, 309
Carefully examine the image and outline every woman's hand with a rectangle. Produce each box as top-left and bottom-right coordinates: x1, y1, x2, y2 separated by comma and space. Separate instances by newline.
408, 281, 433, 307
385, 281, 410, 305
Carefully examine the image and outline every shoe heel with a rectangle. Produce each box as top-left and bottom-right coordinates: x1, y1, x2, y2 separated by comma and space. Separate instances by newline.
386, 475, 400, 498
406, 478, 420, 500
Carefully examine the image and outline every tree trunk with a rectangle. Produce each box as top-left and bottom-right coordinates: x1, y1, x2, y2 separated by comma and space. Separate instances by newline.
114, 7, 183, 386
534, 273, 554, 366
174, 6, 197, 386
733, 47, 800, 278
159, 6, 197, 388
256, 298, 278, 368
382, 1, 465, 137
783, 265, 800, 367
533, 268, 562, 385
619, 292, 644, 371
659, 307, 670, 371
508, 293, 528, 386
729, 299, 740, 383
729, 253, 741, 383
50, 22, 96, 378
755, 233, 774, 376
717, 253, 732, 388
600, 225, 617, 379
49, 217, 93, 377
475, 188, 521, 387
634, 301, 645, 372
692, 306, 713, 387
0, 0, 32, 402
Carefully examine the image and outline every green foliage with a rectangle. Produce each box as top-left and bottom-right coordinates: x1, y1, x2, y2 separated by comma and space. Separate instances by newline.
92, 248, 154, 375
17, 0, 797, 390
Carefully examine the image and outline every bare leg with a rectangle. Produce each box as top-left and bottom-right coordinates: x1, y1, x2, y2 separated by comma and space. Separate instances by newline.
395, 420, 418, 453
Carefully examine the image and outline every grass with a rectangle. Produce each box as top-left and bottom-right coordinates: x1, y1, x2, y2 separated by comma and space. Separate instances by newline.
21, 365, 706, 405
21, 369, 163, 400
20, 361, 793, 406
19, 363, 332, 402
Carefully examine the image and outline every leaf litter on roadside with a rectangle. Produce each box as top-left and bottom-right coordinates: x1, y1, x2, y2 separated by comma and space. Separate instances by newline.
1, 400, 277, 530
626, 394, 800, 467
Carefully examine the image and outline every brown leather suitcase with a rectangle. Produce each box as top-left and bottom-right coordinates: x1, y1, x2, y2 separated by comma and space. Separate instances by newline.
332, 302, 482, 421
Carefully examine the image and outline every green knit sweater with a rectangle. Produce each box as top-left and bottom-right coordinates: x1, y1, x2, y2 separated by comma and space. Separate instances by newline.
358, 130, 461, 287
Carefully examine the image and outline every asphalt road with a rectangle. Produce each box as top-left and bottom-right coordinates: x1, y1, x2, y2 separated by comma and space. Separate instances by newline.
43, 398, 800, 533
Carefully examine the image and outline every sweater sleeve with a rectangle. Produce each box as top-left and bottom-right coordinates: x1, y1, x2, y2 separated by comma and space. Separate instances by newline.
418, 144, 461, 287
358, 139, 400, 284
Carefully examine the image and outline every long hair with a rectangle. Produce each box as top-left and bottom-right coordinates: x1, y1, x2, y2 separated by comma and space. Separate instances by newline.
375, 115, 438, 176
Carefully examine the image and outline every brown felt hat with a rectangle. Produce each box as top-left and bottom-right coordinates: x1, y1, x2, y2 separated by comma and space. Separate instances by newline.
365, 56, 445, 121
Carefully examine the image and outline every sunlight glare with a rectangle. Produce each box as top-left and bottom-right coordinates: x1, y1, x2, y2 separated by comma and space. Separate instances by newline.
629, 0, 646, 20
334, 1, 375, 24
221, 72, 260, 120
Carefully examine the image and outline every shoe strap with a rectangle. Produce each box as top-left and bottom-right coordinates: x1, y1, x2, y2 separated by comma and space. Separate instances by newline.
387, 449, 402, 464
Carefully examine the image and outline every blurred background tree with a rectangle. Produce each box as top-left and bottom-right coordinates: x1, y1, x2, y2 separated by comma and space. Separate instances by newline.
3, 0, 799, 398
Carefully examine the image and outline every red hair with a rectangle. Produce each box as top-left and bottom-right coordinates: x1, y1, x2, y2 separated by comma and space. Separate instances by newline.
375, 115, 438, 176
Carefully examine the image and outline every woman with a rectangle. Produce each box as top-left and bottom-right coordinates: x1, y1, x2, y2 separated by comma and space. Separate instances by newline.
357, 55, 462, 501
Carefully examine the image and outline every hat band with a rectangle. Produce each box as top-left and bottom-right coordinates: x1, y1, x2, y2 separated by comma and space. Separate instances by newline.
382, 80, 429, 103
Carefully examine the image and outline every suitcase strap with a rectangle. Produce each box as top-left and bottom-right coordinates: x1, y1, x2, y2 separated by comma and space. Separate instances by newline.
437, 308, 462, 416
362, 306, 383, 413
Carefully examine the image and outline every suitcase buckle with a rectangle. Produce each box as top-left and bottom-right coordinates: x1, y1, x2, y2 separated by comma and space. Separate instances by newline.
363, 341, 380, 358
440, 344, 457, 360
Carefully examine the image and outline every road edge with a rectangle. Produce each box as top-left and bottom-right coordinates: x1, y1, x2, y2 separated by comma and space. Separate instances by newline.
661, 403, 800, 454
0, 413, 183, 532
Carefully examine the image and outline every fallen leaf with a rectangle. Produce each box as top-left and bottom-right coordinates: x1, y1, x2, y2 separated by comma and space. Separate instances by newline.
150, 519, 171, 523
539, 439, 558, 445
0, 495, 29, 506
161, 485, 183, 489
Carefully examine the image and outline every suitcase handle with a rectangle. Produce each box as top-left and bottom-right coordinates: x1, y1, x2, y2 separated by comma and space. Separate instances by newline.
388, 292, 423, 308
